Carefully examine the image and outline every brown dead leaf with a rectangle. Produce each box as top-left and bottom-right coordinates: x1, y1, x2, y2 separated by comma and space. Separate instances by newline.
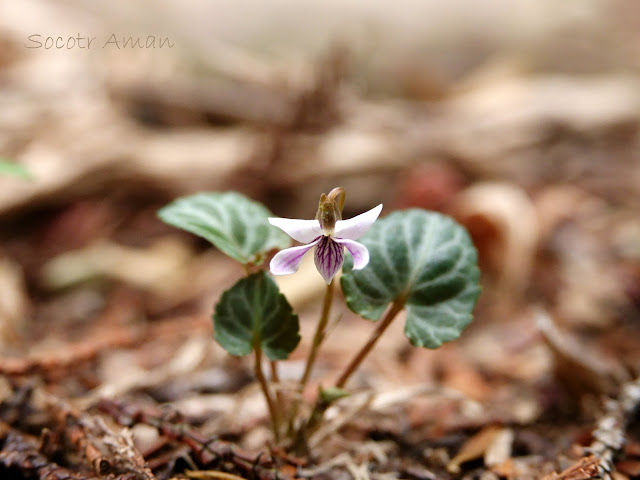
451, 182, 538, 315
41, 237, 194, 294
484, 427, 514, 467
447, 425, 505, 474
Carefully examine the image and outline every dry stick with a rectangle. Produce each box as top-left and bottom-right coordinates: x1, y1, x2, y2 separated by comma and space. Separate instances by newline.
97, 398, 288, 479
0, 427, 88, 480
287, 280, 334, 433
541, 375, 640, 480
588, 375, 640, 480
42, 392, 157, 479
253, 344, 281, 443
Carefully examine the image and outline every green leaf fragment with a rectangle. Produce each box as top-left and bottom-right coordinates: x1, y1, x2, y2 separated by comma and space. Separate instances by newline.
213, 271, 300, 360
319, 386, 350, 404
0, 159, 32, 179
341, 209, 480, 349
157, 192, 290, 265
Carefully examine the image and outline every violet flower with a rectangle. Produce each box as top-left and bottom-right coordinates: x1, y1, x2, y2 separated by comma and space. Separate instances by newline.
269, 188, 382, 284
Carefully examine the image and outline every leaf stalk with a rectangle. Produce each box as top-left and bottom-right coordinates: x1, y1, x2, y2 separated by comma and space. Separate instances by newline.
287, 280, 335, 435
301, 299, 405, 440
335, 299, 405, 388
253, 344, 281, 443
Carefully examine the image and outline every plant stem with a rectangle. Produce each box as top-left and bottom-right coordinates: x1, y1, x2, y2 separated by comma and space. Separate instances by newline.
300, 280, 334, 388
335, 300, 404, 388
287, 280, 335, 435
270, 359, 285, 417
253, 345, 281, 442
300, 300, 405, 442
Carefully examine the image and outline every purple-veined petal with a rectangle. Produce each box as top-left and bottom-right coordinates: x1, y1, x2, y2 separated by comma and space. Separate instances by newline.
314, 236, 344, 284
334, 204, 383, 240
334, 238, 370, 270
270, 239, 320, 275
268, 217, 322, 243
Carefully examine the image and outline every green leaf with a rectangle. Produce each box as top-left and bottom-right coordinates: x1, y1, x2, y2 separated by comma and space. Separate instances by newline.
341, 209, 480, 349
213, 271, 300, 360
157, 192, 290, 265
0, 159, 32, 179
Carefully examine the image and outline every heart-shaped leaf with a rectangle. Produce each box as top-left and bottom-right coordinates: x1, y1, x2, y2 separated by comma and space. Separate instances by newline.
158, 192, 290, 265
213, 271, 300, 360
341, 209, 480, 349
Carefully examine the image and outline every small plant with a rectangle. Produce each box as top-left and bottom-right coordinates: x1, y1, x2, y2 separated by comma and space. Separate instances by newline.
158, 188, 480, 447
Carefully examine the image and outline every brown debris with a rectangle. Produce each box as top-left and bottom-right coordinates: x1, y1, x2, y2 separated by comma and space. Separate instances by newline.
541, 455, 602, 480
49, 401, 156, 480
589, 376, 640, 479
0, 423, 91, 480
447, 425, 512, 474
0, 385, 156, 480
97, 398, 300, 479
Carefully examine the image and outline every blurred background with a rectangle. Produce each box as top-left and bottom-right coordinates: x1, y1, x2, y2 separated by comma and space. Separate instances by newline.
1, 0, 640, 476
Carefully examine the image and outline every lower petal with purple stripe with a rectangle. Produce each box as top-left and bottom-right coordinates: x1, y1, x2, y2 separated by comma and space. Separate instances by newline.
314, 236, 344, 284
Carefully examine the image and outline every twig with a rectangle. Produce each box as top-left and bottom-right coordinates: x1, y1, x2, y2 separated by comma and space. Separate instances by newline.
43, 393, 156, 480
542, 375, 640, 480
587, 376, 640, 479
97, 399, 298, 479
541, 455, 601, 480
0, 424, 90, 480
186, 469, 249, 480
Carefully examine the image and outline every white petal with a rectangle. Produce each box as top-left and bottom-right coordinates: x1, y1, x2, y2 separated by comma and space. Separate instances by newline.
269, 240, 319, 275
314, 236, 344, 284
334, 204, 383, 240
268, 217, 322, 243
334, 238, 370, 270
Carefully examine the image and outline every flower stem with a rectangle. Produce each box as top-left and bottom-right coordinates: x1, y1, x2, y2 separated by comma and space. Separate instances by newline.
335, 300, 404, 388
287, 280, 335, 435
253, 345, 281, 442
270, 359, 285, 417
301, 299, 405, 440
300, 280, 334, 388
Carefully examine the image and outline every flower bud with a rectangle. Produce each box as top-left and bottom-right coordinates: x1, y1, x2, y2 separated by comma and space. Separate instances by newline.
316, 187, 345, 235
